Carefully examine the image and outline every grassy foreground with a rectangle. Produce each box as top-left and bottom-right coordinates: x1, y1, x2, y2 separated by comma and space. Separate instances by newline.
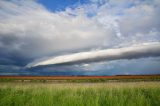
0, 82, 160, 106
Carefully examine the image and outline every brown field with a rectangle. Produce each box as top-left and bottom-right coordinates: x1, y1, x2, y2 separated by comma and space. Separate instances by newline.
0, 75, 160, 80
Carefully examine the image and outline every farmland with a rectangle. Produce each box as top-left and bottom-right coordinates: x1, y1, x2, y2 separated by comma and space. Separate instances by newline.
0, 75, 160, 106
0, 75, 160, 82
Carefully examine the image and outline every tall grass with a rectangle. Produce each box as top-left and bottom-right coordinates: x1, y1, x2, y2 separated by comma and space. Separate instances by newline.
0, 82, 160, 106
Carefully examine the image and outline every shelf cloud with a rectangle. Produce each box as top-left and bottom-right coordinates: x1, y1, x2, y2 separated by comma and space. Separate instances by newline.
27, 42, 160, 67
0, 0, 160, 75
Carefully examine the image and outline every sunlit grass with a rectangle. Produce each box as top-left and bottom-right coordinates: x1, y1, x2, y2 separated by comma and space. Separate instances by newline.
0, 82, 160, 106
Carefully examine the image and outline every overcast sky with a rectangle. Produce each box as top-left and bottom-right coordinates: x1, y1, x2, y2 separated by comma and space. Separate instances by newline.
0, 0, 160, 76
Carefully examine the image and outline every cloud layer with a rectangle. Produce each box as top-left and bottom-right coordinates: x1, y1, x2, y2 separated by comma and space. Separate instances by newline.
0, 0, 115, 66
0, 0, 160, 75
28, 42, 160, 67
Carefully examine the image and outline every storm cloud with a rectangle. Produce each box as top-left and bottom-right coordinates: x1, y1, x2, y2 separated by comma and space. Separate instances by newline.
0, 0, 160, 75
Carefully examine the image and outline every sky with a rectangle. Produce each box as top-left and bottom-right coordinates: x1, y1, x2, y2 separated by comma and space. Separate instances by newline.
0, 0, 160, 76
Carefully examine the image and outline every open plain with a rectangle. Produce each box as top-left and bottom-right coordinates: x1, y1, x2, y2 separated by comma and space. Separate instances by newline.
0, 75, 160, 106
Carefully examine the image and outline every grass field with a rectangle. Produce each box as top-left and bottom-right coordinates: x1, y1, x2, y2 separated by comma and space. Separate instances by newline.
0, 81, 160, 106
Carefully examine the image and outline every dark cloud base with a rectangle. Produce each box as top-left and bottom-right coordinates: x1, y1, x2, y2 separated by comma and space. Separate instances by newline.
1, 57, 160, 76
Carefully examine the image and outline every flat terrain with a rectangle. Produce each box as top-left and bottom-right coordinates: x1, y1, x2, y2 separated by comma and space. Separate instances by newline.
1, 75, 160, 79
0, 81, 160, 106
0, 76, 160, 106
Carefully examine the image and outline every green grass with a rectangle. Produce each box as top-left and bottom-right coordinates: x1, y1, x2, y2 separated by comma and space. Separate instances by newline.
0, 82, 160, 106
0, 77, 160, 83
